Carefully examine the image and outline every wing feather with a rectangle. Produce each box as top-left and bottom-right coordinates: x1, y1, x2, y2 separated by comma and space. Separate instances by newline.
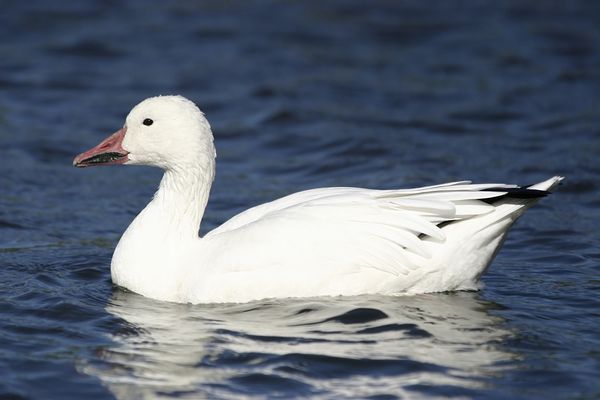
205, 181, 519, 277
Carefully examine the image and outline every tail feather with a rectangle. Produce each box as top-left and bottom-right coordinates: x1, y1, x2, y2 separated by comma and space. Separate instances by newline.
481, 176, 564, 204
474, 176, 564, 231
527, 175, 564, 192
436, 175, 564, 288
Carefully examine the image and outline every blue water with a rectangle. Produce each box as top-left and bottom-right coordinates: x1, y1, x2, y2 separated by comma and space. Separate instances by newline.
1, 1, 599, 398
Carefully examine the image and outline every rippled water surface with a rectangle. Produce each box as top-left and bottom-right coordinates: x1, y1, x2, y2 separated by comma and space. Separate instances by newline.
1, 1, 599, 399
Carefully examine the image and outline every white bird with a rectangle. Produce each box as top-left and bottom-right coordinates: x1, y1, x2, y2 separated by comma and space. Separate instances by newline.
73, 95, 563, 304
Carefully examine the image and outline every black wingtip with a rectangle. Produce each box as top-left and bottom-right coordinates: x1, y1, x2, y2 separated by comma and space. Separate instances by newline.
481, 187, 549, 204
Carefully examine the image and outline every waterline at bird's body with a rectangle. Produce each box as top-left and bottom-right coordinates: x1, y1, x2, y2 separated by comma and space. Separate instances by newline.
73, 95, 563, 304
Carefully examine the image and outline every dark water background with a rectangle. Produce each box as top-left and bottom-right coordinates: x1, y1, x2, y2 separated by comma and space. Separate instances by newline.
1, 1, 599, 398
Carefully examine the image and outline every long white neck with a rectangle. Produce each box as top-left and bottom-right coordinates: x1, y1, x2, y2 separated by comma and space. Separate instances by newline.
111, 152, 215, 301
151, 162, 215, 239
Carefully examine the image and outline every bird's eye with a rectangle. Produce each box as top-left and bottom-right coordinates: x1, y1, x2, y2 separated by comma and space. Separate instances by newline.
143, 118, 154, 126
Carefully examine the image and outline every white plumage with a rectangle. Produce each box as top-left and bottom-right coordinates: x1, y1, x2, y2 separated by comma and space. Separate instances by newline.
73, 95, 563, 304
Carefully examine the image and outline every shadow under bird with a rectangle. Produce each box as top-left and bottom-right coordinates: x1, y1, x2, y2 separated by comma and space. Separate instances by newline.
73, 95, 563, 304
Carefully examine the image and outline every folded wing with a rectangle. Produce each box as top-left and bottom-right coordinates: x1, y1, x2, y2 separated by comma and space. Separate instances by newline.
205, 181, 516, 276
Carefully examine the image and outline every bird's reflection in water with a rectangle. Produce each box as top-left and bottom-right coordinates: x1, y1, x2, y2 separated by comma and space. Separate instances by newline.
81, 289, 517, 398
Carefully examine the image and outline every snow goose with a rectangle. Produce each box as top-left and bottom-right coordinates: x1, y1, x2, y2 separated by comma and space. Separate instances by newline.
73, 95, 563, 304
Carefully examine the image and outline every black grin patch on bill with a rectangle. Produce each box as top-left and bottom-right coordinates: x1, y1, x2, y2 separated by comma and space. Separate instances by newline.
80, 152, 127, 165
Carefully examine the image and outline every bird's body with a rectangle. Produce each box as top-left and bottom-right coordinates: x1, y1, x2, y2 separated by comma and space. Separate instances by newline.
74, 95, 563, 304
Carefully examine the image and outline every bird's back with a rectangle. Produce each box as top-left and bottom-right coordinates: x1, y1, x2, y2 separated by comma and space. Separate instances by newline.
184, 177, 562, 303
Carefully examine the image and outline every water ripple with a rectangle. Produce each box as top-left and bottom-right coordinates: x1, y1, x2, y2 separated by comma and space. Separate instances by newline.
0, 0, 598, 399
